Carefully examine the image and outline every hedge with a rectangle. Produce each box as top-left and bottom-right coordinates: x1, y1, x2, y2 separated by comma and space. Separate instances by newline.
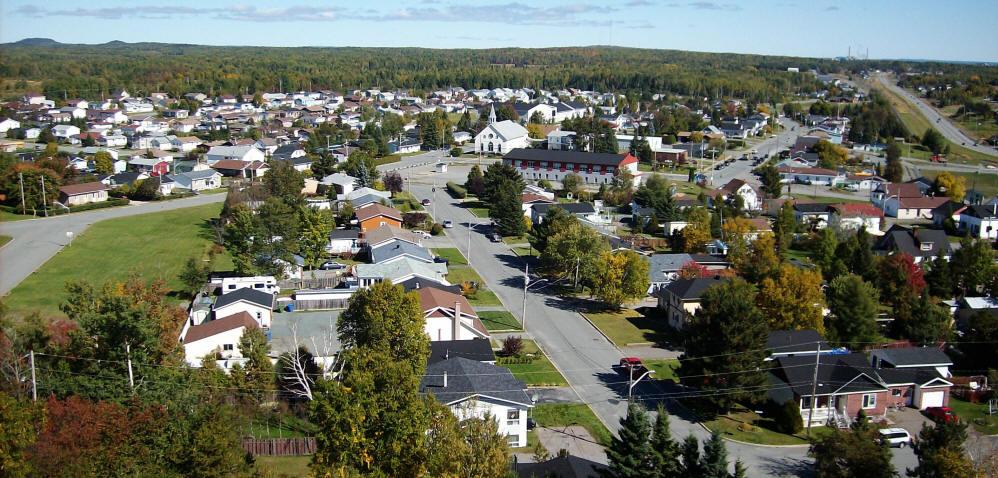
446, 182, 467, 199
69, 198, 130, 212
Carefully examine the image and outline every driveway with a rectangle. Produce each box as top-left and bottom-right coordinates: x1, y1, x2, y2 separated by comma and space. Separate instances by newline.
0, 193, 225, 296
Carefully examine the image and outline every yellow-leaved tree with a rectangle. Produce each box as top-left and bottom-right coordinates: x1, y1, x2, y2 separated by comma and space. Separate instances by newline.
934, 172, 967, 201
757, 264, 826, 334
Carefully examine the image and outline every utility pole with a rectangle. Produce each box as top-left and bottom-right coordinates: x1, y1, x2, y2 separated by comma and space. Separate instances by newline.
30, 350, 37, 401
521, 263, 529, 330
573, 257, 580, 290
18, 172, 26, 215
126, 343, 135, 391
806, 342, 821, 436
39, 177, 48, 217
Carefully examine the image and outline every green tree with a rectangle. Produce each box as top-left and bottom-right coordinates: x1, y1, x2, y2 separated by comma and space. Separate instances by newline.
773, 201, 797, 256
337, 281, 428, 372
230, 327, 275, 403
92, 151, 114, 175
899, 292, 952, 345
759, 164, 782, 198
298, 206, 334, 270
223, 205, 260, 276
178, 256, 211, 296
465, 164, 485, 196
481, 162, 525, 204
604, 402, 654, 478
884, 142, 904, 183
529, 204, 575, 253
561, 172, 583, 198
700, 432, 731, 478
264, 159, 305, 205
680, 207, 712, 253
960, 310, 998, 370
921, 128, 946, 155
539, 220, 609, 287
909, 421, 972, 478
680, 434, 701, 477
924, 253, 953, 298
678, 278, 768, 412
808, 421, 895, 478
489, 180, 526, 237
950, 237, 996, 296
0, 392, 41, 478
826, 274, 880, 348
634, 175, 679, 220
0, 164, 60, 213
592, 250, 650, 309
649, 405, 681, 478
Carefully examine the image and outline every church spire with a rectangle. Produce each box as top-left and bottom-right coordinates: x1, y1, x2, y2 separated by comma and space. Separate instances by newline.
488, 104, 497, 125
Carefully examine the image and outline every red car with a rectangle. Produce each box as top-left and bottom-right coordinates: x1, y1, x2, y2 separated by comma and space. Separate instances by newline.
924, 406, 958, 424
617, 357, 648, 377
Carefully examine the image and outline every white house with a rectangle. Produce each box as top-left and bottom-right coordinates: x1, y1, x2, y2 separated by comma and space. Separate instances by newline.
320, 173, 357, 200
212, 287, 274, 328
777, 165, 844, 186
58, 182, 109, 206
182, 311, 259, 368
420, 358, 533, 447
475, 107, 530, 155
171, 136, 202, 153
0, 118, 20, 133
959, 204, 998, 240
205, 145, 266, 165
714, 179, 760, 211
417, 287, 489, 342
829, 203, 884, 232
52, 124, 81, 140
327, 229, 361, 255
172, 169, 222, 191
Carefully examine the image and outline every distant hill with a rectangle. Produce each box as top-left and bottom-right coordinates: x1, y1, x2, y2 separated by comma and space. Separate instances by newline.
10, 38, 61, 46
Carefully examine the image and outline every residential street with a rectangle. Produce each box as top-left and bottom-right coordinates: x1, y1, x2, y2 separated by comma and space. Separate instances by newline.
0, 193, 225, 296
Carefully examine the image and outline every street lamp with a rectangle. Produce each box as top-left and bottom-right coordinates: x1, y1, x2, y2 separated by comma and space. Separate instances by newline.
628, 369, 656, 400
521, 263, 548, 332
467, 221, 489, 267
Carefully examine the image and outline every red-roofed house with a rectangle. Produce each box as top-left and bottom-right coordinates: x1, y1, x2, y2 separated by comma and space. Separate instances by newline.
58, 182, 110, 206
417, 287, 490, 342
521, 193, 556, 216
829, 203, 885, 232
356, 203, 403, 232
181, 311, 258, 368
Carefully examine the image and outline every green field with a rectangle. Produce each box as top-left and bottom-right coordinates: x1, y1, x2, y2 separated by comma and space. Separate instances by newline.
498, 339, 567, 387
531, 403, 612, 447
5, 203, 223, 316
478, 310, 522, 331
462, 200, 491, 218
947, 397, 998, 435
445, 265, 482, 286
702, 405, 835, 445
391, 191, 425, 213
254, 456, 311, 478
0, 235, 11, 248
644, 358, 680, 383
430, 247, 468, 265
583, 309, 673, 347
0, 210, 33, 222
466, 288, 502, 307
512, 246, 538, 257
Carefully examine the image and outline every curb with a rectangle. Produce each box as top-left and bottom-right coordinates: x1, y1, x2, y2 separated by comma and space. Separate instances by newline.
578, 312, 623, 353
0, 236, 12, 250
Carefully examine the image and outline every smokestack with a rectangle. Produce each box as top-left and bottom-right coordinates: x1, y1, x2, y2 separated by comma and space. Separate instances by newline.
453, 300, 461, 340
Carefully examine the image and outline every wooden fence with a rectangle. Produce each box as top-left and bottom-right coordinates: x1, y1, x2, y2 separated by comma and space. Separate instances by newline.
242, 437, 317, 456
279, 276, 343, 291
290, 298, 350, 311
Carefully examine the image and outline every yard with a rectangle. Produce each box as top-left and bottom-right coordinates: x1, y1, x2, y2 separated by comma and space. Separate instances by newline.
430, 247, 468, 265
4, 202, 224, 316
0, 210, 32, 222
461, 200, 490, 218
391, 191, 425, 213
531, 403, 613, 447
0, 235, 11, 248
446, 265, 503, 306
445, 265, 482, 286
947, 397, 998, 435
701, 406, 835, 445
254, 456, 311, 477
583, 308, 674, 347
643, 358, 680, 383
924, 170, 998, 197
478, 310, 522, 332
497, 338, 567, 387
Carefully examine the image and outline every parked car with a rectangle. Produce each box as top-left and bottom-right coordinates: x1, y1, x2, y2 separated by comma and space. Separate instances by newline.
421, 199, 431, 206
319, 261, 346, 270
413, 230, 432, 239
878, 428, 912, 448
616, 357, 648, 377
433, 256, 449, 264
488, 232, 502, 242
924, 406, 958, 424
443, 220, 454, 228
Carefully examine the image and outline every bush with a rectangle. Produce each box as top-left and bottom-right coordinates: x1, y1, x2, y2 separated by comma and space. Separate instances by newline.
68, 198, 130, 213
446, 181, 467, 199
402, 211, 429, 229
430, 223, 444, 236
769, 400, 804, 434
537, 179, 552, 190
450, 147, 462, 157
502, 336, 524, 357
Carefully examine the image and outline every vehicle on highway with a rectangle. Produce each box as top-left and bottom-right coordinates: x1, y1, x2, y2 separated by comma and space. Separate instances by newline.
443, 220, 454, 228
488, 232, 502, 242
616, 357, 648, 377
878, 428, 912, 448
924, 406, 958, 424
319, 261, 346, 270
421, 199, 431, 206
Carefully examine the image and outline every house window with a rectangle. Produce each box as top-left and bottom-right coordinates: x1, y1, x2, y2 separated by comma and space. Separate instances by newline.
920, 242, 934, 251
507, 410, 520, 420
506, 434, 520, 447
223, 344, 234, 351
801, 397, 812, 409
862, 393, 877, 409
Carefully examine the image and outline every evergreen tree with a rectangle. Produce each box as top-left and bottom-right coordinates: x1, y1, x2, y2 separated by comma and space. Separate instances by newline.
950, 237, 996, 296
773, 201, 797, 256
465, 164, 485, 196
490, 180, 526, 237
700, 432, 730, 478
898, 292, 952, 345
924, 253, 953, 298
826, 274, 880, 349
649, 406, 681, 478
679, 434, 701, 477
851, 227, 876, 280
909, 421, 972, 478
884, 142, 904, 183
603, 402, 654, 478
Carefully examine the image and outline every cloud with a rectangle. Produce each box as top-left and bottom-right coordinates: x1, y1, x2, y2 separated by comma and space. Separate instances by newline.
625, 0, 655, 6
825, 5, 840, 10
12, 2, 612, 26
687, 2, 743, 11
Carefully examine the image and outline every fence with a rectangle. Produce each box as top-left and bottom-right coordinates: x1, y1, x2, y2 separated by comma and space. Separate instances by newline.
278, 276, 342, 290
289, 298, 350, 311
242, 437, 316, 456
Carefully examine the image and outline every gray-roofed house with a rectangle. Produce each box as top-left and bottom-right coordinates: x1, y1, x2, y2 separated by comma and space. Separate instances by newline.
769, 353, 888, 428
420, 357, 533, 447
320, 172, 357, 200
958, 204, 998, 240
873, 225, 951, 263
793, 202, 831, 229
870, 347, 954, 411
370, 239, 434, 265
327, 229, 361, 255
516, 455, 606, 478
354, 258, 448, 287
212, 287, 275, 328
530, 202, 597, 225
428, 339, 496, 365
172, 168, 222, 191
766, 330, 831, 360
644, 253, 729, 293
654, 276, 729, 329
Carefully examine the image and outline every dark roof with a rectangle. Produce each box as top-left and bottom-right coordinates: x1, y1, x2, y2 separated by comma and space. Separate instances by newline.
503, 148, 633, 167
397, 276, 462, 294
658, 276, 728, 301
420, 357, 532, 406
777, 353, 886, 396
931, 201, 967, 217
516, 456, 606, 478
214, 287, 275, 310
873, 347, 953, 367
874, 225, 951, 258
428, 339, 496, 366
532, 202, 596, 215
328, 229, 360, 240
59, 181, 110, 195
876, 367, 949, 387
766, 330, 830, 354
793, 202, 831, 214
110, 171, 144, 185
965, 204, 998, 219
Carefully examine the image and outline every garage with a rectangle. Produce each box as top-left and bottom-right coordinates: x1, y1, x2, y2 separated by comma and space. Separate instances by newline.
919, 390, 945, 409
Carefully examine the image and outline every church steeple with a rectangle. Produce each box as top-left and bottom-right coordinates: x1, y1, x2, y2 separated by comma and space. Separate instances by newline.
488, 104, 497, 125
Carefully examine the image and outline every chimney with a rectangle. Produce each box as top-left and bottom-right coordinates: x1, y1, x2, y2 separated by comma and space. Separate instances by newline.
453, 300, 461, 340
443, 371, 448, 388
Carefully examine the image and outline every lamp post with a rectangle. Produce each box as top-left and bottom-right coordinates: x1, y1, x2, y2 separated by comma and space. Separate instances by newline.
628, 369, 655, 400
467, 221, 487, 267
521, 263, 548, 332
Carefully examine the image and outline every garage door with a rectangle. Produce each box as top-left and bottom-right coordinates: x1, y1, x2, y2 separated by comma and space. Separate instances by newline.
921, 391, 945, 409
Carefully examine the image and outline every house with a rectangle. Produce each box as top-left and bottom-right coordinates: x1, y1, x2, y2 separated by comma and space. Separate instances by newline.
388, 138, 421, 154
843, 174, 886, 191
128, 155, 172, 177
0, 118, 20, 133
512, 102, 557, 124
105, 171, 149, 188
354, 258, 449, 287
870, 347, 954, 410
547, 130, 577, 151
52, 124, 81, 140
829, 203, 884, 232
172, 169, 222, 191
355, 203, 403, 232
428, 339, 496, 365
350, 193, 388, 210
645, 253, 728, 292
204, 145, 266, 165
794, 203, 831, 229
181, 311, 258, 368
654, 276, 729, 329
170, 136, 202, 152
714, 179, 760, 211
417, 287, 490, 341
870, 183, 946, 219
271, 143, 306, 161
874, 225, 951, 263
958, 204, 998, 240
320, 173, 357, 200
363, 225, 424, 249
766, 330, 832, 360
370, 239, 434, 265
777, 165, 843, 186
212, 287, 275, 328
58, 182, 110, 206
521, 193, 556, 216
516, 455, 606, 478
327, 229, 361, 255
504, 149, 640, 186
210, 159, 270, 179
931, 201, 967, 228
529, 202, 598, 225
475, 109, 530, 155
420, 357, 533, 447
770, 353, 888, 427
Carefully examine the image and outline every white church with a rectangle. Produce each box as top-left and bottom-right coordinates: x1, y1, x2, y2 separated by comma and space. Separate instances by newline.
474, 105, 530, 155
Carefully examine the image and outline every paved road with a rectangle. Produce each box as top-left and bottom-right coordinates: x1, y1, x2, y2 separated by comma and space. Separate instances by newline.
0, 193, 225, 296
875, 74, 998, 158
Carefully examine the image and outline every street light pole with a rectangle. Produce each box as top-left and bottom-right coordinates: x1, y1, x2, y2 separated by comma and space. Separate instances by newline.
521, 264, 548, 333
628, 369, 655, 400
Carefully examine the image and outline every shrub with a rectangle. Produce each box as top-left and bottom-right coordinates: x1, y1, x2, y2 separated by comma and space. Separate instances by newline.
537, 179, 552, 190
450, 147, 462, 157
769, 400, 804, 434
430, 223, 444, 235
446, 181, 467, 199
502, 336, 524, 357
68, 198, 130, 213
402, 212, 429, 229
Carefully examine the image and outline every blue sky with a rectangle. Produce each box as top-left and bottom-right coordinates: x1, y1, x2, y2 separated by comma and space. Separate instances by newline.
2, 0, 996, 62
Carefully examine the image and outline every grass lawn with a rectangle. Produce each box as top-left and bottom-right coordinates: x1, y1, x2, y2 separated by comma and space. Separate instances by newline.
947, 397, 998, 435
478, 310, 522, 331
924, 170, 998, 197
5, 203, 223, 316
583, 309, 672, 347
502, 234, 530, 245
373, 154, 402, 167
466, 288, 502, 307
461, 200, 491, 218
431, 247, 468, 265
510, 429, 541, 454
498, 339, 567, 387
512, 246, 538, 257
0, 210, 33, 222
446, 265, 482, 286
392, 191, 425, 213
790, 194, 865, 204
254, 456, 311, 478
245, 414, 317, 439
532, 403, 612, 447
786, 249, 814, 264
644, 358, 680, 383
0, 235, 11, 248
702, 407, 835, 445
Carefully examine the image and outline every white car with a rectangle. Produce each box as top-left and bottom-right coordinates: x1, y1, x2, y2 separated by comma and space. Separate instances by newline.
442, 220, 454, 228
878, 428, 912, 448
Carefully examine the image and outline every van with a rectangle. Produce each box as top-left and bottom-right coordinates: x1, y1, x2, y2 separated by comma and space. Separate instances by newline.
878, 428, 912, 448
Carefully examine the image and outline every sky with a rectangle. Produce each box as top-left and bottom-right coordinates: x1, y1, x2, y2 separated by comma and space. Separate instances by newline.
2, 0, 997, 63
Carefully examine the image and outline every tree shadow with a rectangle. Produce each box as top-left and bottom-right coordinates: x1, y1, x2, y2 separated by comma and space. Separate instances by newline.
197, 217, 222, 243
758, 456, 814, 477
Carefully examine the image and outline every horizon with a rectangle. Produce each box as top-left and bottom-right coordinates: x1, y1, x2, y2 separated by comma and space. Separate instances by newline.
2, 0, 997, 63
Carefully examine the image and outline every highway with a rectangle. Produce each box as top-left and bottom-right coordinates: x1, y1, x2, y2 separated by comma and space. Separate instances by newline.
874, 73, 998, 158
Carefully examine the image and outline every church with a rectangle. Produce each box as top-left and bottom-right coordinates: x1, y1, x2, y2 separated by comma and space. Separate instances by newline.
473, 105, 530, 155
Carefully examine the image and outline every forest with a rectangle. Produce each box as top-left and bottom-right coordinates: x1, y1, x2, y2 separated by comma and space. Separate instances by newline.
0, 41, 953, 103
